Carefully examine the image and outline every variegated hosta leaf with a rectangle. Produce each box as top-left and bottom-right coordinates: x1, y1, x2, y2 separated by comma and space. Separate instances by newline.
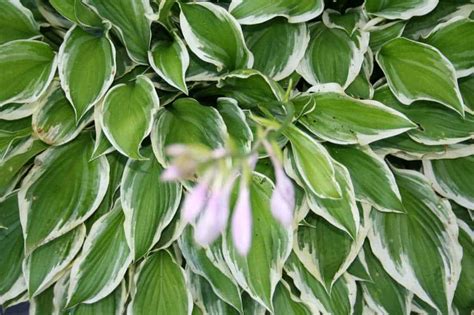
0, 102, 36, 121
128, 250, 192, 315
19, 134, 109, 253
422, 17, 474, 77
0, 117, 32, 159
423, 156, 474, 209
285, 253, 357, 315
345, 51, 374, 99
326, 144, 404, 213
322, 7, 368, 36
453, 221, 474, 314
151, 97, 227, 164
149, 33, 189, 94
188, 271, 240, 315
0, 40, 57, 106
229, 0, 324, 25
368, 21, 406, 52
51, 273, 127, 315
67, 204, 132, 307
216, 98, 253, 153
0, 138, 47, 198
32, 83, 92, 146
361, 244, 412, 315
180, 2, 253, 71
223, 174, 292, 312
49, 0, 102, 28
304, 162, 360, 238
299, 91, 415, 145
243, 18, 309, 81
283, 125, 341, 199
121, 146, 182, 260
272, 281, 312, 315
293, 211, 367, 290
212, 70, 284, 108
100, 75, 160, 160
460, 74, 474, 113
369, 168, 463, 314
0, 0, 40, 44
0, 193, 25, 304
179, 227, 243, 313
374, 84, 474, 145
30, 286, 54, 315
83, 0, 153, 64
297, 22, 368, 88
25, 224, 86, 297
347, 256, 372, 282
377, 37, 465, 115
58, 26, 116, 120
364, 0, 438, 20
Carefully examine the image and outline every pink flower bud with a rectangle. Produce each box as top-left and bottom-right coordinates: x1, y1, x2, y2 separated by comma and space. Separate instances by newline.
160, 165, 183, 181
182, 182, 209, 223
231, 182, 252, 255
271, 168, 294, 227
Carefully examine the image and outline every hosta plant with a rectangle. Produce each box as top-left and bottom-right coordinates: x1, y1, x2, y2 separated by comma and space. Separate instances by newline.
1, 0, 474, 314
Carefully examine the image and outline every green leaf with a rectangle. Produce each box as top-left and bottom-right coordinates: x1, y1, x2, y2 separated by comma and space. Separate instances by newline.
229, 0, 324, 25
460, 74, 474, 113
50, 0, 102, 28
100, 75, 160, 160
223, 174, 292, 312
326, 144, 404, 213
423, 17, 474, 77
294, 212, 367, 290
18, 134, 109, 253
283, 125, 341, 199
369, 21, 406, 52
243, 18, 309, 81
273, 281, 312, 315
212, 70, 285, 108
32, 83, 92, 145
423, 156, 474, 209
151, 97, 227, 164
187, 271, 240, 315
376, 37, 465, 115
83, 0, 153, 63
297, 22, 368, 88
0, 117, 32, 159
129, 250, 192, 315
364, 0, 438, 20
0, 40, 57, 106
58, 26, 116, 120
285, 253, 357, 315
369, 168, 463, 314
453, 221, 474, 314
374, 84, 474, 145
0, 102, 36, 121
300, 91, 415, 145
121, 146, 182, 260
180, 2, 253, 71
0, 138, 47, 198
216, 98, 253, 153
361, 244, 412, 315
304, 162, 360, 238
322, 7, 367, 36
179, 227, 243, 313
149, 33, 189, 94
0, 0, 40, 44
67, 204, 131, 307
30, 286, 54, 315
0, 193, 25, 304
25, 224, 86, 297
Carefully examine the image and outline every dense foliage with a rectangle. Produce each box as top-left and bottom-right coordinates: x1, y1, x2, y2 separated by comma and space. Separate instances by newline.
0, 0, 473, 314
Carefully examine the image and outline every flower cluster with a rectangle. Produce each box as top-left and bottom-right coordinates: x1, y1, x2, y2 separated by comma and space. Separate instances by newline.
161, 140, 295, 255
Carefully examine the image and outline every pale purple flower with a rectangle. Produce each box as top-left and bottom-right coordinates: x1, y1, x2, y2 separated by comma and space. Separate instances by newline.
181, 181, 209, 223
231, 181, 252, 255
160, 165, 183, 181
194, 177, 235, 246
271, 167, 295, 227
263, 140, 295, 227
